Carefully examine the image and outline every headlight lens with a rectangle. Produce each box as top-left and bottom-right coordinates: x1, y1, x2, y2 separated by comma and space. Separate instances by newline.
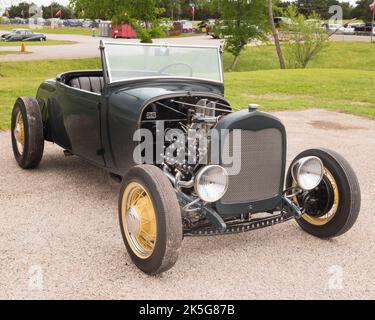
292, 156, 324, 191
195, 165, 229, 203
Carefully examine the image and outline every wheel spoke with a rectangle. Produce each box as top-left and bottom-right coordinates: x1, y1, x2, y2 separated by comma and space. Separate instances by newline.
123, 182, 157, 259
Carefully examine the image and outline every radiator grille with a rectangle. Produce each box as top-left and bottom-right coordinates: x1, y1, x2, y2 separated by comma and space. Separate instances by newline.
221, 129, 283, 204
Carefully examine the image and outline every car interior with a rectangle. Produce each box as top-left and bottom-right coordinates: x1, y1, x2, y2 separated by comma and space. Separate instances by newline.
58, 69, 195, 94
59, 70, 104, 94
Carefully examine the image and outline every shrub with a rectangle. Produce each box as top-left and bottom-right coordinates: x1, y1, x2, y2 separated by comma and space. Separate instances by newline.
138, 29, 153, 43
283, 6, 329, 69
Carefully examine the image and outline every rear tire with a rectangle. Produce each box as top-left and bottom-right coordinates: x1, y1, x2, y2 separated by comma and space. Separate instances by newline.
11, 97, 44, 169
119, 165, 182, 275
286, 148, 361, 238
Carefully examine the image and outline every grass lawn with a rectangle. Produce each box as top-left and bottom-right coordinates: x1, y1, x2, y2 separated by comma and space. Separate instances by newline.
0, 24, 93, 36
0, 51, 24, 55
223, 41, 375, 72
0, 41, 374, 129
222, 41, 375, 118
225, 69, 375, 117
168, 32, 203, 38
0, 58, 100, 129
0, 40, 75, 47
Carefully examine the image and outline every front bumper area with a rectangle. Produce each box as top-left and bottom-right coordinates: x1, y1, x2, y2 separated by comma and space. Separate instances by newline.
177, 191, 302, 237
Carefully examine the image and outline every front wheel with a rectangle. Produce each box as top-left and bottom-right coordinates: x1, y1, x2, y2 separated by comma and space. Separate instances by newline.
286, 148, 361, 239
119, 165, 183, 275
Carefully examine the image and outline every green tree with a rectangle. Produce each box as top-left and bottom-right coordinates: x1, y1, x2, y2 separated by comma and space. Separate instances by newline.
70, 0, 167, 42
296, 0, 353, 20
42, 3, 73, 19
122, 0, 165, 29
70, 0, 126, 20
283, 5, 329, 69
8, 2, 33, 18
218, 0, 268, 71
351, 0, 374, 23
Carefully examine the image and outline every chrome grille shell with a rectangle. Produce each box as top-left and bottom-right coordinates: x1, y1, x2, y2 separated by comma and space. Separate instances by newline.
214, 110, 287, 216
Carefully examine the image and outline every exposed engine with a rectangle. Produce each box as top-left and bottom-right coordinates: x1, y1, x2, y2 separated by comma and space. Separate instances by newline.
140, 95, 232, 224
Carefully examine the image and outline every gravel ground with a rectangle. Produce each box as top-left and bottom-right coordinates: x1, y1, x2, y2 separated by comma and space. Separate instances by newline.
0, 109, 374, 300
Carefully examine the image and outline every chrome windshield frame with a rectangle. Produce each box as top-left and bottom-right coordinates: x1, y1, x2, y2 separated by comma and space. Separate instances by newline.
100, 41, 224, 85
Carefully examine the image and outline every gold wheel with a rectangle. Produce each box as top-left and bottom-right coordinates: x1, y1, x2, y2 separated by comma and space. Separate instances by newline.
293, 168, 339, 226
121, 182, 157, 259
14, 110, 25, 154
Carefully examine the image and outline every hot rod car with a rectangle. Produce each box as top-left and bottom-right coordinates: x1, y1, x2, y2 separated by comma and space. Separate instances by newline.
11, 42, 361, 275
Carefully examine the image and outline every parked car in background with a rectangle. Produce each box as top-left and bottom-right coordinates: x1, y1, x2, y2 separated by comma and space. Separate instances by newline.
198, 19, 216, 33
180, 20, 194, 33
1, 29, 46, 42
208, 21, 228, 39
326, 24, 355, 35
0, 29, 14, 39
63, 19, 83, 27
82, 19, 94, 28
57, 19, 65, 27
26, 18, 36, 25
36, 17, 46, 26
354, 23, 375, 35
169, 21, 182, 36
10, 17, 26, 25
92, 19, 102, 28
274, 17, 292, 31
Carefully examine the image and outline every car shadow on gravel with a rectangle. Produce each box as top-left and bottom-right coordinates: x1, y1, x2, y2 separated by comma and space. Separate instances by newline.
39, 149, 119, 193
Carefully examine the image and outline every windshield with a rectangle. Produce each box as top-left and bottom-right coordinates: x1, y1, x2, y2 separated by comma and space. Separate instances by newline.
103, 42, 223, 83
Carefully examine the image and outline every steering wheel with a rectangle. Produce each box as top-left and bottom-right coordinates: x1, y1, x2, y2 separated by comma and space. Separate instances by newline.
158, 63, 193, 77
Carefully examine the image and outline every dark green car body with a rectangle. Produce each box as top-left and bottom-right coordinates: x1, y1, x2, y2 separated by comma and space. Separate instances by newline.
35, 41, 287, 220
36, 73, 225, 176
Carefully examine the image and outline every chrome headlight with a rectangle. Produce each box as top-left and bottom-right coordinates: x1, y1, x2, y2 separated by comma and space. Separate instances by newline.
195, 165, 229, 203
292, 156, 324, 191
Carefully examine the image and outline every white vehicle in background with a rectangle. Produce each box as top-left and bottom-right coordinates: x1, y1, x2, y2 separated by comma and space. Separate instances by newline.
326, 24, 355, 35
36, 17, 46, 26
180, 20, 194, 33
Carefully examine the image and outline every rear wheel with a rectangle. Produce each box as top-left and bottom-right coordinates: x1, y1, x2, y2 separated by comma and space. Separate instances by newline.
286, 148, 361, 238
119, 165, 182, 275
11, 97, 44, 169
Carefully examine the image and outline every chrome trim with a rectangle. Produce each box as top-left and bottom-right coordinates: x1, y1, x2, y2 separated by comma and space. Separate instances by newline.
104, 41, 221, 49
194, 165, 229, 203
291, 156, 324, 191
101, 42, 224, 85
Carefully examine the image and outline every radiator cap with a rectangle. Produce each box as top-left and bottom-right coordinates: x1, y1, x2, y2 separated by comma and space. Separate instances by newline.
248, 103, 259, 112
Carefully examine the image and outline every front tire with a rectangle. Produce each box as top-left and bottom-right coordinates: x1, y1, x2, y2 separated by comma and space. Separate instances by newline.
286, 148, 361, 238
11, 97, 44, 169
119, 165, 182, 275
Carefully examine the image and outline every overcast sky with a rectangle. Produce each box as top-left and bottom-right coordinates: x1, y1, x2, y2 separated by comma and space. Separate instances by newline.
0, 0, 361, 10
